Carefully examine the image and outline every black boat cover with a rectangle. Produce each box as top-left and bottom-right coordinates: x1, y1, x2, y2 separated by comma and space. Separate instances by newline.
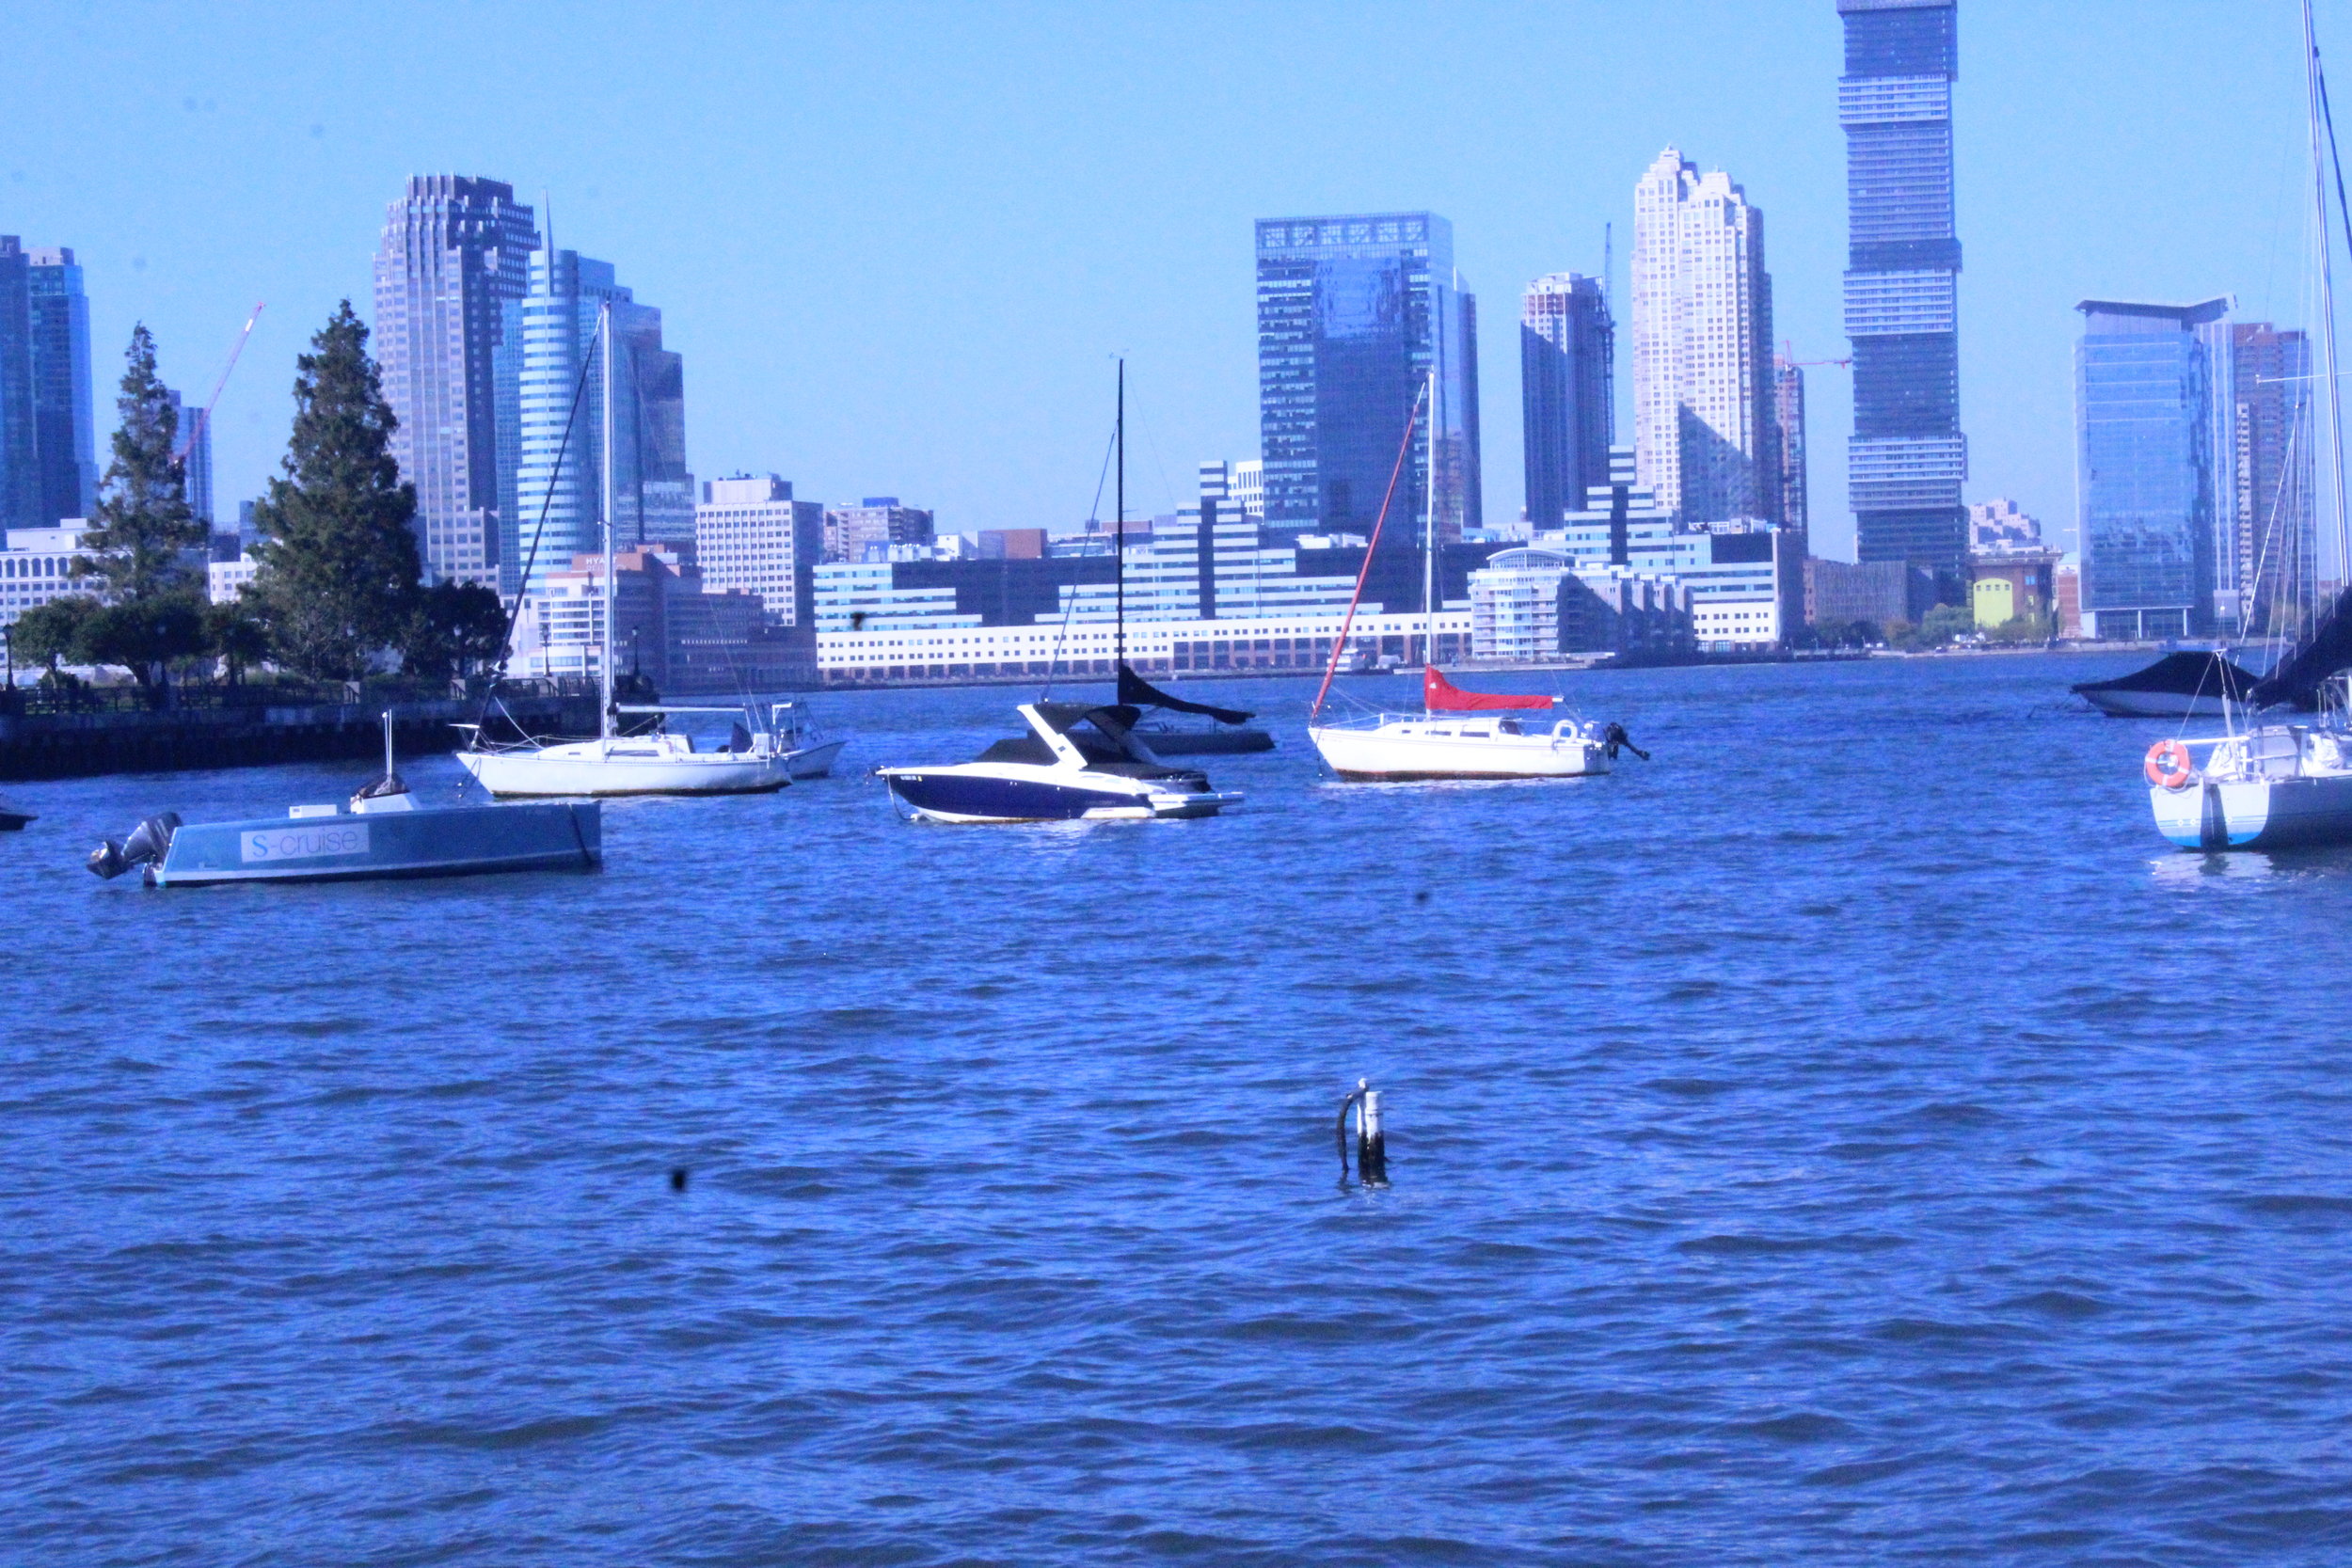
2073, 651, 2261, 701
2249, 586, 2352, 707
1117, 661, 1254, 725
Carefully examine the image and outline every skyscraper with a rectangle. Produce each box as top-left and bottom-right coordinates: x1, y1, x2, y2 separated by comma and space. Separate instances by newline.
1520, 272, 1613, 529
2227, 324, 2318, 634
373, 176, 538, 588
1838, 0, 1967, 589
1255, 214, 1481, 542
0, 238, 37, 531
1775, 356, 1809, 549
2074, 297, 2232, 641
1631, 149, 1777, 524
25, 248, 94, 524
510, 247, 690, 599
165, 388, 213, 527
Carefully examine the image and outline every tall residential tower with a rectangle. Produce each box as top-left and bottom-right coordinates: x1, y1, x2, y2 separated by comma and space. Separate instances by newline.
1520, 272, 1613, 529
1256, 214, 1481, 542
1630, 149, 1778, 524
373, 176, 539, 587
25, 248, 94, 524
1839, 0, 1966, 590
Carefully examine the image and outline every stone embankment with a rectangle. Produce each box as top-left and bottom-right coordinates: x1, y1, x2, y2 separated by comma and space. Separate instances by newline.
0, 689, 599, 781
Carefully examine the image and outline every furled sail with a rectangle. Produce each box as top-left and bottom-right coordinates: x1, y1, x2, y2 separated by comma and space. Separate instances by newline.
1423, 667, 1554, 712
1117, 661, 1254, 725
2250, 588, 2352, 708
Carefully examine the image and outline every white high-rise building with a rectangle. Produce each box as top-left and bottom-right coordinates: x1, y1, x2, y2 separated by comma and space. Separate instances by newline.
696, 473, 824, 626
1631, 148, 1777, 524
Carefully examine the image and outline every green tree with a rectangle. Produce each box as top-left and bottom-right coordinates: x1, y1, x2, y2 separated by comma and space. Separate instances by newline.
202, 594, 272, 684
83, 594, 209, 697
403, 579, 511, 685
76, 324, 207, 607
1919, 603, 1977, 645
247, 302, 421, 681
9, 594, 102, 675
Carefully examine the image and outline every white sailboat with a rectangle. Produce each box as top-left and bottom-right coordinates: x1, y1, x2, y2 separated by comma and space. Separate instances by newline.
2143, 0, 2352, 850
1306, 368, 1634, 781
455, 300, 793, 799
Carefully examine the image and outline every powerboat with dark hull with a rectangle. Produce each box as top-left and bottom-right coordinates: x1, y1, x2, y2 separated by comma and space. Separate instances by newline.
877, 702, 1244, 823
2074, 651, 2262, 718
0, 797, 34, 831
1116, 662, 1274, 755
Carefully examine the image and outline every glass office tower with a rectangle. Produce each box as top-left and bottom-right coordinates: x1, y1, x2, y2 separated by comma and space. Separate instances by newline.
1256, 213, 1481, 543
508, 248, 689, 599
2074, 297, 2232, 641
1520, 272, 1613, 529
1839, 0, 1967, 591
25, 248, 94, 525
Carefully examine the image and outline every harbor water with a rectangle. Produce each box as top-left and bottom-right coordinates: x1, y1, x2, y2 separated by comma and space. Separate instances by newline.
6, 652, 2349, 1565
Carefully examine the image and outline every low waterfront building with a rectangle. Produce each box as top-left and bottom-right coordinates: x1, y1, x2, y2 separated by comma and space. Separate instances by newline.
1467, 547, 1692, 660
1805, 557, 1930, 632
1, 523, 90, 628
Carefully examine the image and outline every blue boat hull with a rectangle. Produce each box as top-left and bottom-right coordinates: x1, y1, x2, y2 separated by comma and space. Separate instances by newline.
884, 770, 1147, 822
151, 802, 602, 886
2151, 775, 2352, 850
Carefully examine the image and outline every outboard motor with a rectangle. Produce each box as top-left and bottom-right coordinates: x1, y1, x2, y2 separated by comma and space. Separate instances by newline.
1601, 722, 1650, 763
87, 812, 182, 880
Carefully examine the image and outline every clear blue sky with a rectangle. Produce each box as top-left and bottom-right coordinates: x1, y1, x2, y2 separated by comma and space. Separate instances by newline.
1, 1, 2334, 560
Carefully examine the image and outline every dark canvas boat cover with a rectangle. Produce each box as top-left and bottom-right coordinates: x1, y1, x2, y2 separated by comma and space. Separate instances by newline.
1117, 661, 1254, 725
2249, 586, 2352, 707
2074, 651, 2261, 701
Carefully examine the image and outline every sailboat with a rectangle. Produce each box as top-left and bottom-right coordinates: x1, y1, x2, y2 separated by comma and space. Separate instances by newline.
1307, 370, 1635, 781
453, 300, 793, 798
2143, 0, 2352, 849
1097, 359, 1276, 753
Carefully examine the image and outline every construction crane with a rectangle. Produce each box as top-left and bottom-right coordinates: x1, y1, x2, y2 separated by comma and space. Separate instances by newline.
175, 302, 265, 461
1777, 340, 1851, 371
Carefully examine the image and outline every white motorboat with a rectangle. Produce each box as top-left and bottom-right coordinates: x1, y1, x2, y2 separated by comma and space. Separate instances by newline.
876, 701, 1243, 823
453, 297, 791, 799
770, 702, 848, 778
1304, 368, 1642, 783
2074, 651, 2261, 718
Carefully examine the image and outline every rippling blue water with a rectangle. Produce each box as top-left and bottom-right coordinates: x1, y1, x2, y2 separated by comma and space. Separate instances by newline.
7, 652, 2352, 1565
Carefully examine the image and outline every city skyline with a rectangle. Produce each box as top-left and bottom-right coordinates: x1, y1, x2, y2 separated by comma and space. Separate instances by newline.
1, 2, 2343, 570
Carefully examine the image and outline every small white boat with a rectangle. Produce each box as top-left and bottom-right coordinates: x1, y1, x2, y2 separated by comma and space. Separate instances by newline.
877, 701, 1243, 823
2145, 674, 2352, 850
770, 702, 848, 779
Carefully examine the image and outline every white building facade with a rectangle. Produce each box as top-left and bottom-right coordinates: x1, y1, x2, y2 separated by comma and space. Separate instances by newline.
1631, 147, 1778, 525
0, 524, 89, 628
695, 473, 823, 626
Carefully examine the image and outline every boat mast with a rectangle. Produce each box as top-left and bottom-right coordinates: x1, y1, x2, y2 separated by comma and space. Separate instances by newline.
599, 298, 615, 746
1115, 358, 1125, 668
2309, 0, 2351, 586
1422, 341, 1439, 702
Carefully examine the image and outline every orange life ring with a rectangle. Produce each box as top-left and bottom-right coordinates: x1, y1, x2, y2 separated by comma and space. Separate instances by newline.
2145, 739, 2194, 791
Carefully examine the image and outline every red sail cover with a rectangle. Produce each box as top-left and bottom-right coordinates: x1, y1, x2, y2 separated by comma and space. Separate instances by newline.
1424, 667, 1554, 712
